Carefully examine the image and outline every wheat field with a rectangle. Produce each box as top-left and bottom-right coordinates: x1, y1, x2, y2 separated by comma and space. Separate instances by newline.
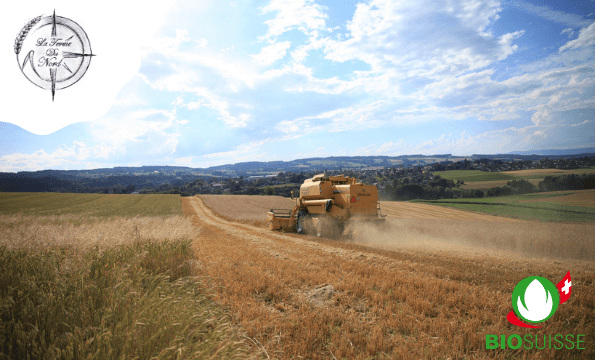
3, 192, 593, 359
190, 195, 595, 359
200, 194, 296, 226
0, 194, 259, 359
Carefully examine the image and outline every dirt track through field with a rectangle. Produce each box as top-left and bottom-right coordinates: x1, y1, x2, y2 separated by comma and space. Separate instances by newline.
182, 196, 595, 359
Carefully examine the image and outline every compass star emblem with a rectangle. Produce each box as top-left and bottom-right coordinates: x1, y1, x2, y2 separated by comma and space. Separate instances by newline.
15, 10, 95, 101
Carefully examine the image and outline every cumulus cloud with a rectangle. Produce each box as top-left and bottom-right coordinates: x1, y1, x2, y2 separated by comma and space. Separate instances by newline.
106, 0, 595, 162
559, 22, 595, 53
498, 31, 525, 60
85, 108, 185, 162
451, 0, 502, 34
6, 0, 589, 171
306, 0, 524, 109
259, 0, 328, 41
0, 142, 119, 172
252, 41, 292, 66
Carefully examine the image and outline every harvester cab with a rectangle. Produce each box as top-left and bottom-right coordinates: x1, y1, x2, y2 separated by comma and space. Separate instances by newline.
267, 174, 385, 237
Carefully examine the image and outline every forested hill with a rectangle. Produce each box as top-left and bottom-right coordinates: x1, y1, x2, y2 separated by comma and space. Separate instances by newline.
3, 152, 595, 180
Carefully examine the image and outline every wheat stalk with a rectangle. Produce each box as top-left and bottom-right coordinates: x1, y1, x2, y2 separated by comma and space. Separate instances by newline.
14, 15, 42, 55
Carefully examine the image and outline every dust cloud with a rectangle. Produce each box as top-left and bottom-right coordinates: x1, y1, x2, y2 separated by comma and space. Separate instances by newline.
342, 217, 595, 262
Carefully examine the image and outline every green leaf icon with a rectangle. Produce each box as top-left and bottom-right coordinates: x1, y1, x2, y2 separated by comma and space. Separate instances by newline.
512, 276, 559, 323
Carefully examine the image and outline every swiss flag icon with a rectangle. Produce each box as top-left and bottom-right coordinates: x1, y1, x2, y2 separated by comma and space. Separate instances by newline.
556, 272, 572, 304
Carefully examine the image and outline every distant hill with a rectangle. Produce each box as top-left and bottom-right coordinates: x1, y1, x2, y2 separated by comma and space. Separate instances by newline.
2, 151, 594, 194
3, 149, 595, 179
506, 147, 595, 156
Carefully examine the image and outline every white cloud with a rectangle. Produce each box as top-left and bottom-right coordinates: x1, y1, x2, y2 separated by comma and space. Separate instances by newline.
320, 0, 520, 90
289, 33, 326, 63
559, 22, 595, 53
196, 38, 208, 48
451, 0, 502, 34
571, 120, 590, 127
561, 28, 575, 38
252, 41, 292, 66
0, 142, 119, 172
275, 100, 387, 135
174, 156, 193, 165
259, 0, 328, 41
513, 1, 592, 28
498, 30, 524, 60
201, 139, 270, 166
144, 31, 260, 90
86, 108, 184, 160
169, 89, 250, 128
349, 130, 486, 156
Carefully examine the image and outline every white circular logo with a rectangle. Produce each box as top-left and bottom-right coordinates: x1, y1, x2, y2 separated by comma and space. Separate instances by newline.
15, 11, 95, 101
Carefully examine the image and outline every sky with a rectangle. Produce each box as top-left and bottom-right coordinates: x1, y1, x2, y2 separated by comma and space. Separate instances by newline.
1, 0, 594, 172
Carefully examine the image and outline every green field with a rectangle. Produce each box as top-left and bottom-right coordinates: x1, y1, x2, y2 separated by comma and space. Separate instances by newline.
0, 192, 183, 217
432, 170, 516, 182
416, 192, 595, 222
434, 168, 595, 183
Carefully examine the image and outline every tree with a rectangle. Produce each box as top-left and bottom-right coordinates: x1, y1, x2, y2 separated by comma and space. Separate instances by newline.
507, 179, 534, 194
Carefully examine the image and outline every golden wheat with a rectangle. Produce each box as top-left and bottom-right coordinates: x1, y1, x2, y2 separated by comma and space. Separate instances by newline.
0, 214, 195, 250
200, 194, 296, 222
188, 195, 595, 359
0, 209, 259, 359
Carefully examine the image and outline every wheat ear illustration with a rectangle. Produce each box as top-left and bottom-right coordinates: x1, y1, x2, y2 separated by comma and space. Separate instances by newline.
14, 15, 42, 54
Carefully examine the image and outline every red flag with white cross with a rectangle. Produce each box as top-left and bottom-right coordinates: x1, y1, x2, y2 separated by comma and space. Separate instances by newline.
556, 272, 572, 304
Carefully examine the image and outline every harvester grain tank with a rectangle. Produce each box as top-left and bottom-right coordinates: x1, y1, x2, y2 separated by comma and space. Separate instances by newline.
267, 174, 385, 237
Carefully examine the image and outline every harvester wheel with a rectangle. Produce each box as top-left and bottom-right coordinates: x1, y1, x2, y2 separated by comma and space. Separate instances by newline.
325, 199, 333, 212
296, 210, 310, 234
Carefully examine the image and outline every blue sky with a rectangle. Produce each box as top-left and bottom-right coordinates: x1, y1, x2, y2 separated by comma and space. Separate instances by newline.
2, 0, 594, 171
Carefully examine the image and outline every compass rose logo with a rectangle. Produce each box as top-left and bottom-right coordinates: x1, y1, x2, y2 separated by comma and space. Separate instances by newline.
14, 10, 95, 101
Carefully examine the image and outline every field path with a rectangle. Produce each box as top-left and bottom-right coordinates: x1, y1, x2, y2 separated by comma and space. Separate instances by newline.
181, 196, 594, 359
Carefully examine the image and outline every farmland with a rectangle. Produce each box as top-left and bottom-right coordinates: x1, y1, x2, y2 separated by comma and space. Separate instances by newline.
0, 193, 256, 359
417, 189, 595, 222
434, 168, 595, 190
459, 179, 542, 190
200, 194, 295, 226
0, 192, 183, 217
380, 201, 521, 222
431, 170, 517, 182
2, 192, 594, 359
189, 194, 595, 359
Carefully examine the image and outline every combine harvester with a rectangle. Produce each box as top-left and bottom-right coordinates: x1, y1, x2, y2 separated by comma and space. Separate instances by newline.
267, 174, 385, 237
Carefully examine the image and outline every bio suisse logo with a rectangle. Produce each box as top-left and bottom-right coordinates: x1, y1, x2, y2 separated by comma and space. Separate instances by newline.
486, 272, 586, 350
